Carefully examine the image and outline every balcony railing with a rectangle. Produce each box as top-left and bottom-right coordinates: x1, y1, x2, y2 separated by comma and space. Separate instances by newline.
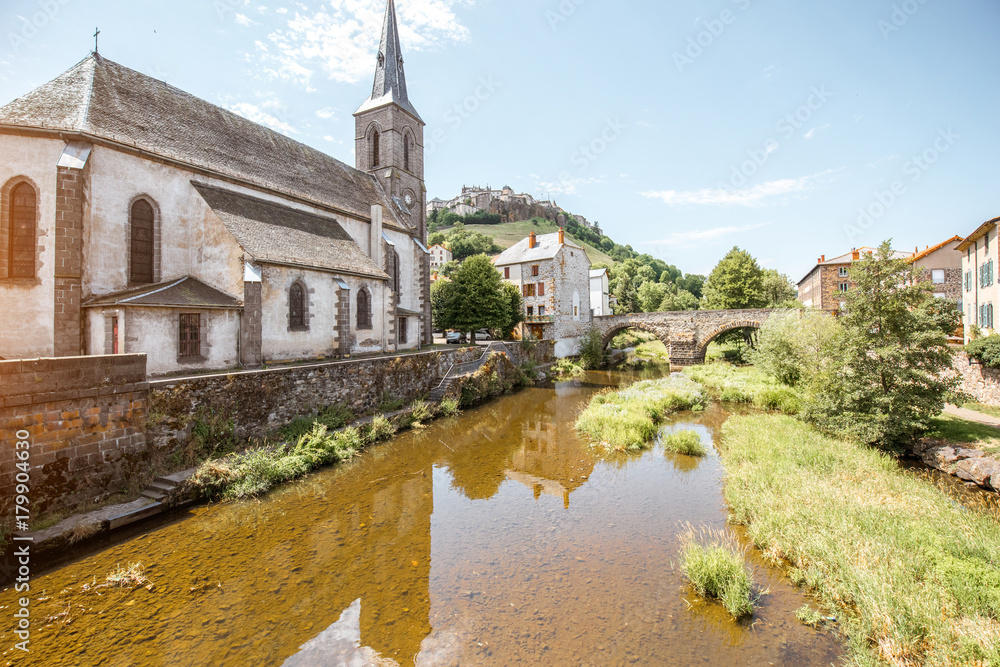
523, 315, 554, 324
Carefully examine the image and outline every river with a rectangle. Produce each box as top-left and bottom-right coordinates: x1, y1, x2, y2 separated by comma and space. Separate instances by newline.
1, 368, 844, 666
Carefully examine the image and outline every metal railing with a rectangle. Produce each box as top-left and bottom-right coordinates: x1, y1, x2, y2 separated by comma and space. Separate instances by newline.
431, 342, 512, 394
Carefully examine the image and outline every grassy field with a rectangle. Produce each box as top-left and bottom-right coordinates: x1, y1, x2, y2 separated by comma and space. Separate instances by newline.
961, 402, 1000, 421
721, 414, 1000, 666
454, 218, 617, 266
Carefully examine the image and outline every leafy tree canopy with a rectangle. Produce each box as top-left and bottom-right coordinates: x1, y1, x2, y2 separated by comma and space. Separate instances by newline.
701, 247, 767, 310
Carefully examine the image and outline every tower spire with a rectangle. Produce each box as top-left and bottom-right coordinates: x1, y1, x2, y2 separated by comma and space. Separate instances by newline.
356, 0, 421, 121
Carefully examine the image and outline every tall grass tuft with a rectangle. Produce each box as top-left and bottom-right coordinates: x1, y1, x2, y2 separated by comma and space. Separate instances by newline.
721, 414, 1000, 666
661, 429, 707, 457
679, 526, 754, 619
438, 397, 461, 417
575, 376, 706, 451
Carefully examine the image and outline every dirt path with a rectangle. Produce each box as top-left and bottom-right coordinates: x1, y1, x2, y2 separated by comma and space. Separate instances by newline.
943, 403, 1000, 428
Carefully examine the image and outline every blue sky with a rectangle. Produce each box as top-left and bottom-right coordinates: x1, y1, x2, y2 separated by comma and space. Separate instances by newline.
1, 0, 997, 281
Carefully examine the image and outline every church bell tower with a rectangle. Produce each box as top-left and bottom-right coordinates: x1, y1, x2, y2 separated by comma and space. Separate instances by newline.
355, 0, 426, 237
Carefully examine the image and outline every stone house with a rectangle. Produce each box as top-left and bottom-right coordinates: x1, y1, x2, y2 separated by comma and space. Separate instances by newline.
494, 230, 593, 357
908, 235, 963, 302
958, 216, 1000, 341
429, 244, 452, 271
590, 268, 610, 317
797, 246, 913, 312
0, 0, 431, 375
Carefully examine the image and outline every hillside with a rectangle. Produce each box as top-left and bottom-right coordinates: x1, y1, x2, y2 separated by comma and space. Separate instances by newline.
445, 219, 617, 266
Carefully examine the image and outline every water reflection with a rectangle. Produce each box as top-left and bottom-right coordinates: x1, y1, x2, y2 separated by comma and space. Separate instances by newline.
0, 369, 843, 667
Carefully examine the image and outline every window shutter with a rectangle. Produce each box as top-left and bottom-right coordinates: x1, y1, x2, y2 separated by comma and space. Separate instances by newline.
538, 282, 545, 296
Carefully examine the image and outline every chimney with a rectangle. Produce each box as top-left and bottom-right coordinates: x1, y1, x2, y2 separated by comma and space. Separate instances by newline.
370, 204, 383, 266
558, 227, 565, 245
529, 231, 537, 249
852, 249, 860, 261
820, 255, 825, 263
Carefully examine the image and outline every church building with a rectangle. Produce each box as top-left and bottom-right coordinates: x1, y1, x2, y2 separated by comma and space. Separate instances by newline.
0, 0, 430, 376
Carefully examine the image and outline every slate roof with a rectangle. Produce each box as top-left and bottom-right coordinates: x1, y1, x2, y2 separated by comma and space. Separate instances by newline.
0, 54, 411, 231
493, 232, 584, 266
355, 0, 422, 122
83, 277, 242, 309
192, 183, 389, 280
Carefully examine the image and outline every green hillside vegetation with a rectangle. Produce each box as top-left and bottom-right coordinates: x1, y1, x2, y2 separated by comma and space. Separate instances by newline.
462, 218, 616, 266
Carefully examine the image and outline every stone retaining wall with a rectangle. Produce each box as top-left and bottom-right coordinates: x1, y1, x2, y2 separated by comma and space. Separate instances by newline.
951, 351, 1000, 406
0, 355, 149, 518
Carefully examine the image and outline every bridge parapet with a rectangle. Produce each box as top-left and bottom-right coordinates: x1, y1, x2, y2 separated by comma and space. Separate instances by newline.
593, 309, 783, 366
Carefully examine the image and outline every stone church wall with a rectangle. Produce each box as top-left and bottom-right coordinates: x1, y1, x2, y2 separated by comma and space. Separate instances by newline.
0, 134, 63, 360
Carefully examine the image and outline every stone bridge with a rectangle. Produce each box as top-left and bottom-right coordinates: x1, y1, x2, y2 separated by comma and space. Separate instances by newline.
593, 309, 782, 367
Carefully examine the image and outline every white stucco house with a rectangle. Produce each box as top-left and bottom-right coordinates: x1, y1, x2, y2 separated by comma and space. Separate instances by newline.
0, 1, 432, 376
589, 268, 610, 317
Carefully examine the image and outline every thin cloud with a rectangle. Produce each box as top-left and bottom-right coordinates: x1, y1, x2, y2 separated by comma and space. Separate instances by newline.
226, 102, 297, 135
803, 123, 830, 140
235, 13, 258, 26
316, 106, 338, 119
641, 172, 832, 208
535, 175, 604, 197
645, 222, 774, 247
258, 0, 478, 86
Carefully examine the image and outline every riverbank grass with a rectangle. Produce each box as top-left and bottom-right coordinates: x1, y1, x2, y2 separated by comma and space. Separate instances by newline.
928, 413, 1000, 455
683, 363, 801, 414
661, 429, 707, 457
575, 376, 705, 451
721, 414, 1000, 666
679, 526, 754, 619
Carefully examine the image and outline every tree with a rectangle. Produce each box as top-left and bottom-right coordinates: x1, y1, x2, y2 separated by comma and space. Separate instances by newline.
701, 247, 766, 310
428, 232, 447, 247
436, 254, 508, 342
447, 228, 502, 262
761, 269, 798, 307
439, 260, 459, 279
612, 274, 640, 314
675, 274, 706, 300
430, 278, 454, 331
809, 241, 957, 450
638, 281, 669, 312
659, 286, 700, 312
496, 282, 525, 340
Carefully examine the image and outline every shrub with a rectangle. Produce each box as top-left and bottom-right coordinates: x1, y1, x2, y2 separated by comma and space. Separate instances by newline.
363, 415, 396, 444
966, 333, 1000, 368
578, 327, 606, 370
661, 429, 706, 456
409, 400, 433, 423
680, 526, 754, 619
280, 404, 354, 441
188, 407, 237, 463
438, 398, 461, 417
551, 358, 584, 377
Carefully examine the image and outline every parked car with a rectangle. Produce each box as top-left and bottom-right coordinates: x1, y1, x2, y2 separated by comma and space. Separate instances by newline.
475, 329, 491, 341
446, 331, 467, 344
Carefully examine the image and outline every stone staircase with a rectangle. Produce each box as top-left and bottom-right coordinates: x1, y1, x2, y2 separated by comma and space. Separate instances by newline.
429, 342, 511, 402
140, 469, 194, 502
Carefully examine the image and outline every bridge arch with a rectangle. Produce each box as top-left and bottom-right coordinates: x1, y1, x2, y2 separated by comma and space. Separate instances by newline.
600, 322, 670, 352
696, 319, 764, 358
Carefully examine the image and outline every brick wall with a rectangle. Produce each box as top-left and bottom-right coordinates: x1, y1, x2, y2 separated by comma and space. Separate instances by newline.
0, 354, 149, 518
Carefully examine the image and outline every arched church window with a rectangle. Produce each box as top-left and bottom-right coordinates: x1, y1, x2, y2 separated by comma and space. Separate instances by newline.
357, 287, 372, 329
371, 129, 380, 169
8, 182, 37, 278
130, 199, 155, 284
289, 282, 306, 330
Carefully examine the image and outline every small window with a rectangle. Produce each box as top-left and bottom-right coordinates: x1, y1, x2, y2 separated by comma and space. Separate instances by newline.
399, 316, 408, 344
370, 129, 380, 169
574, 306, 579, 317
839, 267, 849, 277
931, 269, 945, 284
538, 306, 546, 317
933, 293, 947, 299
526, 306, 534, 317
538, 282, 545, 296
524, 284, 536, 297
179, 313, 200, 357
532, 265, 540, 277
289, 283, 306, 330
839, 282, 849, 292
504, 267, 510, 279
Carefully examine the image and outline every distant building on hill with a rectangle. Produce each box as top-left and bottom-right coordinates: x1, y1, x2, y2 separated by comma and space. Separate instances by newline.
429, 244, 452, 271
